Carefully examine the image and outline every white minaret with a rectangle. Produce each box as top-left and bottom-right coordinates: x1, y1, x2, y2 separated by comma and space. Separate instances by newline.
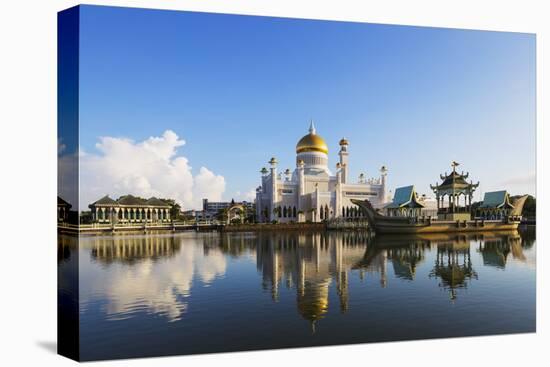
338, 138, 349, 184
269, 157, 278, 221
380, 165, 388, 203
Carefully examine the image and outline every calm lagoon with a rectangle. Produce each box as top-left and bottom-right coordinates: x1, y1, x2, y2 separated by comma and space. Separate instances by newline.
58, 228, 536, 360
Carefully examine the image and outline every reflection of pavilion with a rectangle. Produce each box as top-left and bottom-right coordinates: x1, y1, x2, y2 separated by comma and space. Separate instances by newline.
255, 232, 369, 331
58, 233, 77, 263
90, 235, 181, 264
478, 232, 525, 268
387, 244, 427, 281
429, 237, 478, 301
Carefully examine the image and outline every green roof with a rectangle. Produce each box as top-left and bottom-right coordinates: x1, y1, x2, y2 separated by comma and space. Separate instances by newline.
480, 191, 514, 209
145, 197, 171, 207
58, 196, 72, 208
117, 195, 147, 206
89, 194, 173, 208
90, 195, 117, 206
385, 185, 425, 209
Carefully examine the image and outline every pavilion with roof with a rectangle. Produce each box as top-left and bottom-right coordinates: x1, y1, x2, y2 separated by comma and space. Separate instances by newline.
476, 190, 515, 220
430, 161, 479, 221
57, 196, 72, 223
384, 185, 425, 218
88, 194, 172, 224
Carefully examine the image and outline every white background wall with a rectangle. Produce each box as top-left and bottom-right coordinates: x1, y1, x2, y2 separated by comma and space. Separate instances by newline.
0, 1, 548, 366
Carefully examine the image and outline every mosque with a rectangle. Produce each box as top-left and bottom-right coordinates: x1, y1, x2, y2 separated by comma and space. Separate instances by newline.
255, 122, 389, 223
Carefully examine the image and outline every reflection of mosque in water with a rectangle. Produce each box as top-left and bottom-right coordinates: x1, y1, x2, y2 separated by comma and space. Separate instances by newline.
90, 234, 181, 265
247, 230, 532, 330
253, 232, 372, 330
72, 229, 532, 326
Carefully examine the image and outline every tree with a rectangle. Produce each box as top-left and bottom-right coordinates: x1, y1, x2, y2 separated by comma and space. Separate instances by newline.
160, 198, 182, 221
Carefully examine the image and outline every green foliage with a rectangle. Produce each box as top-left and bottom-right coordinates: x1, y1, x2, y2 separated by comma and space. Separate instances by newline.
159, 198, 182, 220
79, 211, 93, 224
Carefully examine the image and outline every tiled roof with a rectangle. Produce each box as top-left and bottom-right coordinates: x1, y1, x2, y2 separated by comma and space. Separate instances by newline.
385, 185, 425, 209
145, 197, 171, 207
58, 196, 72, 207
89, 194, 173, 208
90, 195, 117, 206
479, 191, 514, 209
117, 195, 147, 206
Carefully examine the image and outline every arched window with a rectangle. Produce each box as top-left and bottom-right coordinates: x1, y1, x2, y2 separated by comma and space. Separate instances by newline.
278, 206, 282, 218
320, 207, 324, 220
283, 206, 287, 217
293, 206, 297, 218
325, 205, 329, 220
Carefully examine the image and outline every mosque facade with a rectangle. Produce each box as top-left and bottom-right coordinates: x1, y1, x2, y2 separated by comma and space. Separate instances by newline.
255, 122, 389, 223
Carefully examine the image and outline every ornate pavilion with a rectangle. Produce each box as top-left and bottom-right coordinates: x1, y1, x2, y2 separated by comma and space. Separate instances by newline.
430, 161, 479, 221
89, 195, 172, 224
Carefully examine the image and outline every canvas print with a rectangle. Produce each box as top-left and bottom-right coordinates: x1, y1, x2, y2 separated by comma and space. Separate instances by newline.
58, 5, 536, 361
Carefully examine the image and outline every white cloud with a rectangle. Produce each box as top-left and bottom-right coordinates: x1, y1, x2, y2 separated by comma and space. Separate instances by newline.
234, 188, 257, 202
80, 130, 225, 210
79, 236, 228, 322
490, 171, 536, 196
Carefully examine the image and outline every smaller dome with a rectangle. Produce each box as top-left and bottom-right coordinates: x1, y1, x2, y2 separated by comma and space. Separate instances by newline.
339, 137, 349, 146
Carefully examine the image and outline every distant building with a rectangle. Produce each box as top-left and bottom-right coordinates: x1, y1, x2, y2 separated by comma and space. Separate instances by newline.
255, 122, 388, 223
88, 195, 172, 224
183, 209, 214, 222
476, 191, 515, 220
185, 199, 254, 222
203, 198, 254, 213
384, 185, 425, 217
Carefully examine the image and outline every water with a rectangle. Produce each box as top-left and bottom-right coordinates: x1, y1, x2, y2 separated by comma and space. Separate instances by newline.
58, 228, 536, 361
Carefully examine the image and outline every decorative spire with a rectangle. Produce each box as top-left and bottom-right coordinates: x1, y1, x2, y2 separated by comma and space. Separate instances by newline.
309, 119, 316, 135
451, 161, 460, 172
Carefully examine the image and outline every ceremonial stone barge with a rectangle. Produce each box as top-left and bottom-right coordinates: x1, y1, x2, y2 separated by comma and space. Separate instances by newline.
352, 163, 527, 234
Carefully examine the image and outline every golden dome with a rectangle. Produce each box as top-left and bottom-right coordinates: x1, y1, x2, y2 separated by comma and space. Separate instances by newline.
296, 121, 328, 154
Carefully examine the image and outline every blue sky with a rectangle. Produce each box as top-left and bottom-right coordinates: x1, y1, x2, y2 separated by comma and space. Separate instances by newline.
77, 5, 536, 208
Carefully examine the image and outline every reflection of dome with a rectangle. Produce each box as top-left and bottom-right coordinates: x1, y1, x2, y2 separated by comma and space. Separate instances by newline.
296, 121, 328, 154
297, 279, 330, 323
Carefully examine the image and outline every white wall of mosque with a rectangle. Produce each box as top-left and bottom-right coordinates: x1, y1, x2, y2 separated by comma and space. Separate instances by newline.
255, 123, 388, 223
